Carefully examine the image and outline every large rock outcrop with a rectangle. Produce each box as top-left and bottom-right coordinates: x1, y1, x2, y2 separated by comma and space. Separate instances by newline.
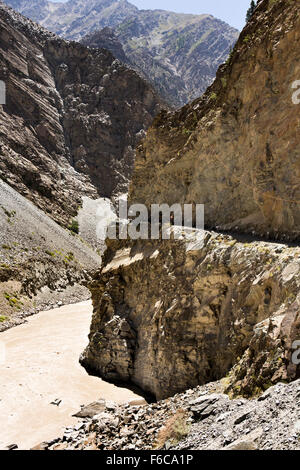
0, 2, 161, 226
81, 27, 128, 64
130, 0, 300, 240
82, 0, 300, 400
81, 229, 300, 400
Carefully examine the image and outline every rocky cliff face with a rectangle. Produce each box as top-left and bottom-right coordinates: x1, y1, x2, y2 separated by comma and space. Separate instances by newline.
81, 230, 300, 400
6, 0, 239, 107
0, 2, 161, 226
130, 0, 300, 240
81, 27, 128, 64
81, 0, 300, 401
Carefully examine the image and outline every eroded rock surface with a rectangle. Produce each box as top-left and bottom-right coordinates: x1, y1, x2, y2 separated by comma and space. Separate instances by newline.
81, 229, 300, 399
81, 27, 129, 65
130, 0, 300, 240
0, 2, 161, 226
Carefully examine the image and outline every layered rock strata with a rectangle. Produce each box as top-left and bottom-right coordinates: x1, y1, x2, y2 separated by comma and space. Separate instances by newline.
129, 0, 300, 240
0, 2, 161, 226
81, 229, 300, 399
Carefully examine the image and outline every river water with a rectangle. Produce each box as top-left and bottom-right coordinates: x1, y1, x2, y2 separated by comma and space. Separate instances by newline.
0, 301, 140, 450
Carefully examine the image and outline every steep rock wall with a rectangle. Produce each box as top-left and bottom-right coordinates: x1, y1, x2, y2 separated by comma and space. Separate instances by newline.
81, 230, 300, 399
0, 2, 162, 226
129, 0, 300, 240
82, 0, 300, 399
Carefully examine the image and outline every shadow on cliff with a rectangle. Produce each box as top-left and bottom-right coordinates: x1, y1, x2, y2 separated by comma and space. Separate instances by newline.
81, 362, 157, 404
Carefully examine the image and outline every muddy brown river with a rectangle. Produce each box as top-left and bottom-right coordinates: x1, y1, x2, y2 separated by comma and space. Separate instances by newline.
0, 301, 140, 450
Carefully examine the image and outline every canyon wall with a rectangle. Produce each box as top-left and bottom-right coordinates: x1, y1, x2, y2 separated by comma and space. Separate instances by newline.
130, 0, 300, 240
81, 229, 300, 399
82, 0, 300, 399
0, 2, 161, 226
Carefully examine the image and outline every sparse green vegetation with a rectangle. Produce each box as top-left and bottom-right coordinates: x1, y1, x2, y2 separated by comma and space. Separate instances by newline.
225, 48, 234, 65
68, 219, 79, 234
182, 128, 192, 136
45, 250, 55, 257
4, 292, 23, 310
64, 252, 75, 264
0, 263, 10, 269
1, 205, 16, 223
2, 244, 11, 250
0, 315, 8, 322
176, 36, 185, 51
54, 249, 64, 256
154, 409, 190, 449
243, 34, 252, 44
221, 77, 227, 88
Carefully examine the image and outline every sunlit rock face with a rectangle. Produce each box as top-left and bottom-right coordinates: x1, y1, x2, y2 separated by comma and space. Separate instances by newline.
82, 0, 300, 400
129, 0, 300, 241
81, 230, 300, 400
0, 2, 162, 226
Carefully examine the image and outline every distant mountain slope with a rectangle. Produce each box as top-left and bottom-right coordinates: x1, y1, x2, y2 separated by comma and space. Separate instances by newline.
115, 10, 239, 106
7, 0, 138, 40
0, 1, 162, 226
6, 0, 57, 23
6, 0, 239, 107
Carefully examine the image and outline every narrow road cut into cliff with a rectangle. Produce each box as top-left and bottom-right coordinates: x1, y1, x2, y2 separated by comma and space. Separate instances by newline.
0, 301, 141, 450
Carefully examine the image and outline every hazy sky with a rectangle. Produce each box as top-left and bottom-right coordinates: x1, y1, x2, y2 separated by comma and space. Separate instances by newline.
130, 0, 250, 30
51, 0, 251, 30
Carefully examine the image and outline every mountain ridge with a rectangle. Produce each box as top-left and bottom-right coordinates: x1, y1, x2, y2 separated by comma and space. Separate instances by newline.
0, 0, 162, 226
6, 0, 239, 106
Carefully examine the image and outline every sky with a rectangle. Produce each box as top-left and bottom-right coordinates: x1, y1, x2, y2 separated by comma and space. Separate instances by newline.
130, 0, 251, 30
51, 0, 252, 31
